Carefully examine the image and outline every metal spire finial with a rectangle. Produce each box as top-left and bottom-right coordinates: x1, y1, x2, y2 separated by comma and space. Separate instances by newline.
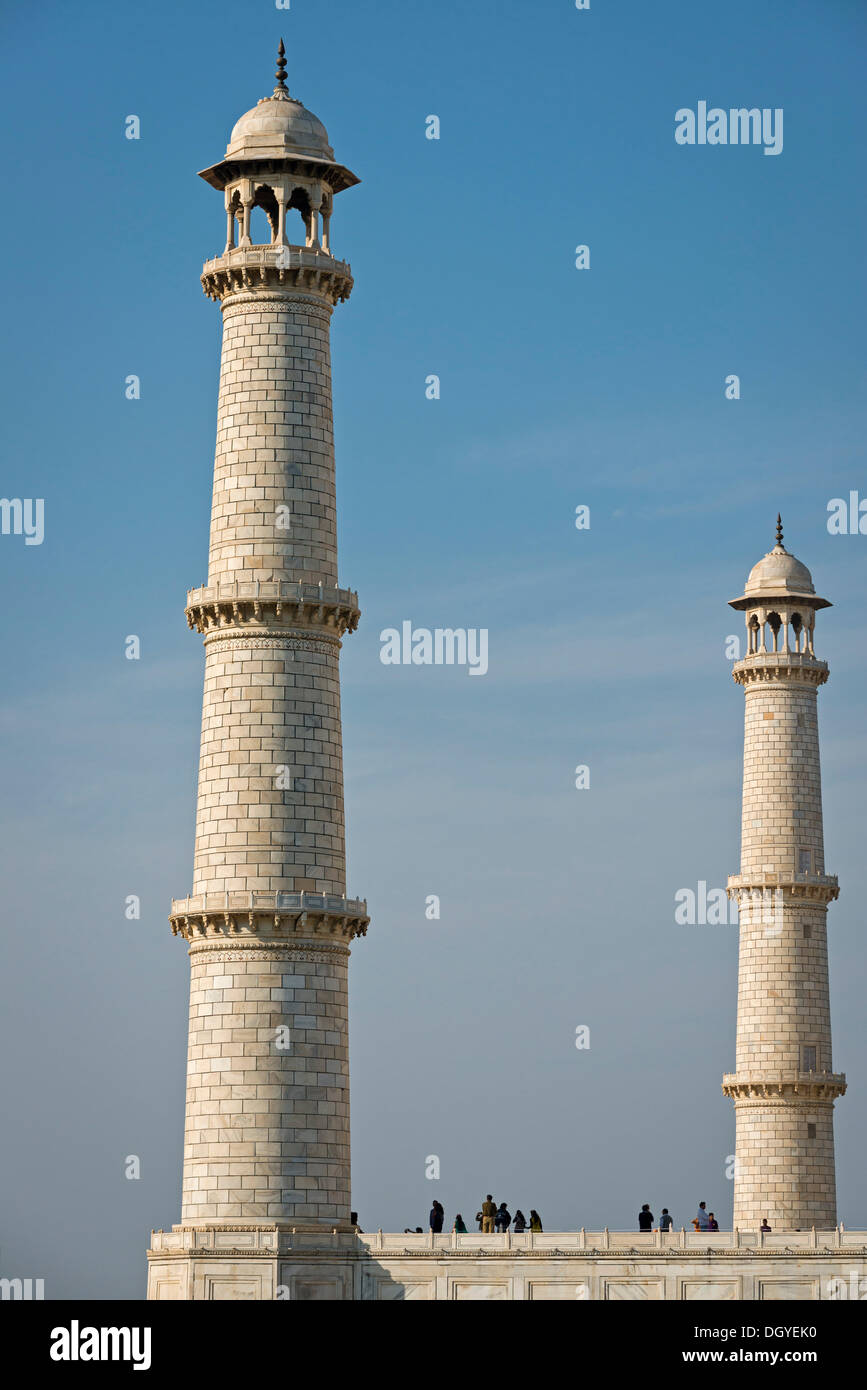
274, 38, 289, 95
776, 513, 784, 548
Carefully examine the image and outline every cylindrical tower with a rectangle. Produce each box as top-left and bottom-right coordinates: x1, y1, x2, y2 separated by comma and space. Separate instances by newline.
165, 47, 365, 1238
723, 519, 845, 1230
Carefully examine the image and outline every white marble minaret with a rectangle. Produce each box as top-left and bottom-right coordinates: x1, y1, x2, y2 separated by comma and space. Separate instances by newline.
723, 519, 845, 1230
147, 45, 366, 1299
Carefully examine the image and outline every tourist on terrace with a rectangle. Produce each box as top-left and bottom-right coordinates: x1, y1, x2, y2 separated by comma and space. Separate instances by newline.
481, 1195, 497, 1233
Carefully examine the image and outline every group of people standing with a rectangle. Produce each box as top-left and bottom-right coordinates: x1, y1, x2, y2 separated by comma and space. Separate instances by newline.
477, 1195, 542, 1234
639, 1200, 729, 1232
427, 1196, 543, 1234
419, 1197, 776, 1236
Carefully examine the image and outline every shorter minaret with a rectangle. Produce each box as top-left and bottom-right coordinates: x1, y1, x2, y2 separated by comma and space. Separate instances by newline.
723, 519, 845, 1230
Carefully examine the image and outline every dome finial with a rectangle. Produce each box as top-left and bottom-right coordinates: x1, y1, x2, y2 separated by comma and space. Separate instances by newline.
776, 513, 785, 549
274, 38, 289, 96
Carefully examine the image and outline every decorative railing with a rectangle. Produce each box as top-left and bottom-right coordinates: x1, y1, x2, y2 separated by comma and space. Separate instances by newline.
172, 891, 367, 917
187, 580, 356, 606
202, 244, 349, 274
148, 1226, 864, 1255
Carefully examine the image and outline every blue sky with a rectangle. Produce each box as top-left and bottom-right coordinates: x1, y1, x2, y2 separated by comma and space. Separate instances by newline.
1, 0, 865, 1296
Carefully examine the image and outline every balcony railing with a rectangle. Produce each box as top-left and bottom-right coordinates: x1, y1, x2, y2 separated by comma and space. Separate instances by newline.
149, 1226, 862, 1254
202, 244, 350, 275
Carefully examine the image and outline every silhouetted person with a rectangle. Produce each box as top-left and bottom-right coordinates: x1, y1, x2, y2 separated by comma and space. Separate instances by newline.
659, 1208, 673, 1232
638, 1204, 654, 1231
453, 1213, 467, 1233
513, 1209, 527, 1233
495, 1202, 511, 1232
529, 1209, 543, 1233
475, 1210, 484, 1231
429, 1200, 444, 1233
481, 1194, 496, 1234
350, 1211, 362, 1232
761, 1218, 772, 1233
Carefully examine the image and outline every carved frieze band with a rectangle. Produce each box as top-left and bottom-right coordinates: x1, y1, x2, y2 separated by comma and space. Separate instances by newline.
219, 294, 335, 324
202, 630, 340, 655
186, 941, 351, 965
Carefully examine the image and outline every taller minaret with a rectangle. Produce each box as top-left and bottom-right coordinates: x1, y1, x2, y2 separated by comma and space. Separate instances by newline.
723, 519, 845, 1231
148, 47, 366, 1296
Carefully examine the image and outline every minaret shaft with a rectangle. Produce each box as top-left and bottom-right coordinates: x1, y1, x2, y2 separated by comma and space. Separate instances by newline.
191, 297, 346, 903
207, 296, 339, 589
739, 682, 825, 882
178, 290, 355, 1229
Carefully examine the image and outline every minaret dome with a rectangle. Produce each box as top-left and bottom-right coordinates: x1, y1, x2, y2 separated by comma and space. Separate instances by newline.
729, 517, 830, 658
198, 41, 359, 256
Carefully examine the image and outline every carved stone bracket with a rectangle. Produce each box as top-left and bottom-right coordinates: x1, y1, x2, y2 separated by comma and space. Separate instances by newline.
169, 891, 369, 944
185, 580, 360, 638
722, 1071, 847, 1102
732, 655, 829, 689
727, 872, 840, 906
201, 246, 353, 305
